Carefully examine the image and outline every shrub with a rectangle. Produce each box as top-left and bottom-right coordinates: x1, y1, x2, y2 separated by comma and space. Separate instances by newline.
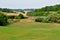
0, 13, 8, 26
57, 11, 60, 14
8, 16, 15, 19
14, 16, 19, 19
35, 13, 60, 23
56, 14, 60, 19
35, 17, 50, 23
42, 17, 50, 23
33, 11, 60, 23
18, 14, 24, 19
56, 20, 60, 23
55, 14, 60, 23
47, 13, 60, 23
35, 18, 43, 22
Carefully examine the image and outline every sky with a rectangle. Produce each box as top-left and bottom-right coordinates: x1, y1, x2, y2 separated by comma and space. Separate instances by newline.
0, 0, 60, 9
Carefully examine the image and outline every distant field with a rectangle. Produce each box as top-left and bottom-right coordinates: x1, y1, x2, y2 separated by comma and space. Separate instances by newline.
0, 22, 60, 40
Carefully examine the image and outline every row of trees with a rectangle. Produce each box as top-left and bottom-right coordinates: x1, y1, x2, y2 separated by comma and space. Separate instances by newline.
35, 5, 60, 12
27, 4, 60, 23
27, 4, 60, 16
27, 12, 50, 16
0, 8, 13, 13
0, 8, 34, 13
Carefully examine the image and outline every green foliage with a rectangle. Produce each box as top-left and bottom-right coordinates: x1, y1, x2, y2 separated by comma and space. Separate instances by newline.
8, 16, 16, 19
2, 8, 13, 13
8, 14, 25, 19
0, 8, 2, 11
27, 5, 60, 16
27, 12, 51, 16
0, 13, 8, 26
35, 17, 50, 23
0, 8, 13, 13
35, 18, 43, 22
14, 16, 19, 19
35, 5, 60, 12
35, 12, 60, 23
56, 20, 60, 23
27, 12, 45, 16
18, 14, 24, 19
47, 13, 57, 22
42, 17, 50, 23
57, 11, 60, 14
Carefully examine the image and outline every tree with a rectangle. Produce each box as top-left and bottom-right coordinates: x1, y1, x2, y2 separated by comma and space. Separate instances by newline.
18, 14, 24, 19
0, 13, 8, 26
2, 8, 13, 13
0, 8, 2, 11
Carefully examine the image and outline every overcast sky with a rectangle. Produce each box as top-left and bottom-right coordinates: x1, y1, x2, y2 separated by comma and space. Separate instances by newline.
0, 0, 60, 9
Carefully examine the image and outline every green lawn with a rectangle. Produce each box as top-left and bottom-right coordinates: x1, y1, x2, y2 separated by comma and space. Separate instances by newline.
0, 22, 60, 40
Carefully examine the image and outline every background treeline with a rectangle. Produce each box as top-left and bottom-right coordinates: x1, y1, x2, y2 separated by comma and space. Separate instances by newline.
0, 8, 14, 13
35, 5, 60, 12
27, 4, 60, 16
0, 8, 34, 13
27, 4, 60, 23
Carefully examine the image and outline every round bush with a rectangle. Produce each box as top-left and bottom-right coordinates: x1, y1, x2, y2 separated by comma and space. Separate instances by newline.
0, 13, 8, 26
18, 14, 24, 19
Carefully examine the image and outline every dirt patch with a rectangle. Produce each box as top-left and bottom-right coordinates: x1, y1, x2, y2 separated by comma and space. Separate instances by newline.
20, 19, 34, 23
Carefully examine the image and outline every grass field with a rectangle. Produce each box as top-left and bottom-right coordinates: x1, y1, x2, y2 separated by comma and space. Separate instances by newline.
0, 22, 60, 40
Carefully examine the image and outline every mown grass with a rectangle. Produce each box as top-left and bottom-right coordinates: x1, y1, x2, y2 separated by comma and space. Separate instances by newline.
0, 22, 60, 40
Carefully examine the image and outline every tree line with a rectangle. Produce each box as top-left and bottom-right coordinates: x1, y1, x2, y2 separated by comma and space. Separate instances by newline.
27, 4, 60, 16
27, 4, 60, 23
35, 5, 60, 12
0, 8, 14, 13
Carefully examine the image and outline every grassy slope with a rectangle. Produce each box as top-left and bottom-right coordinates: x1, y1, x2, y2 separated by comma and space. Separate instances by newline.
0, 22, 60, 40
